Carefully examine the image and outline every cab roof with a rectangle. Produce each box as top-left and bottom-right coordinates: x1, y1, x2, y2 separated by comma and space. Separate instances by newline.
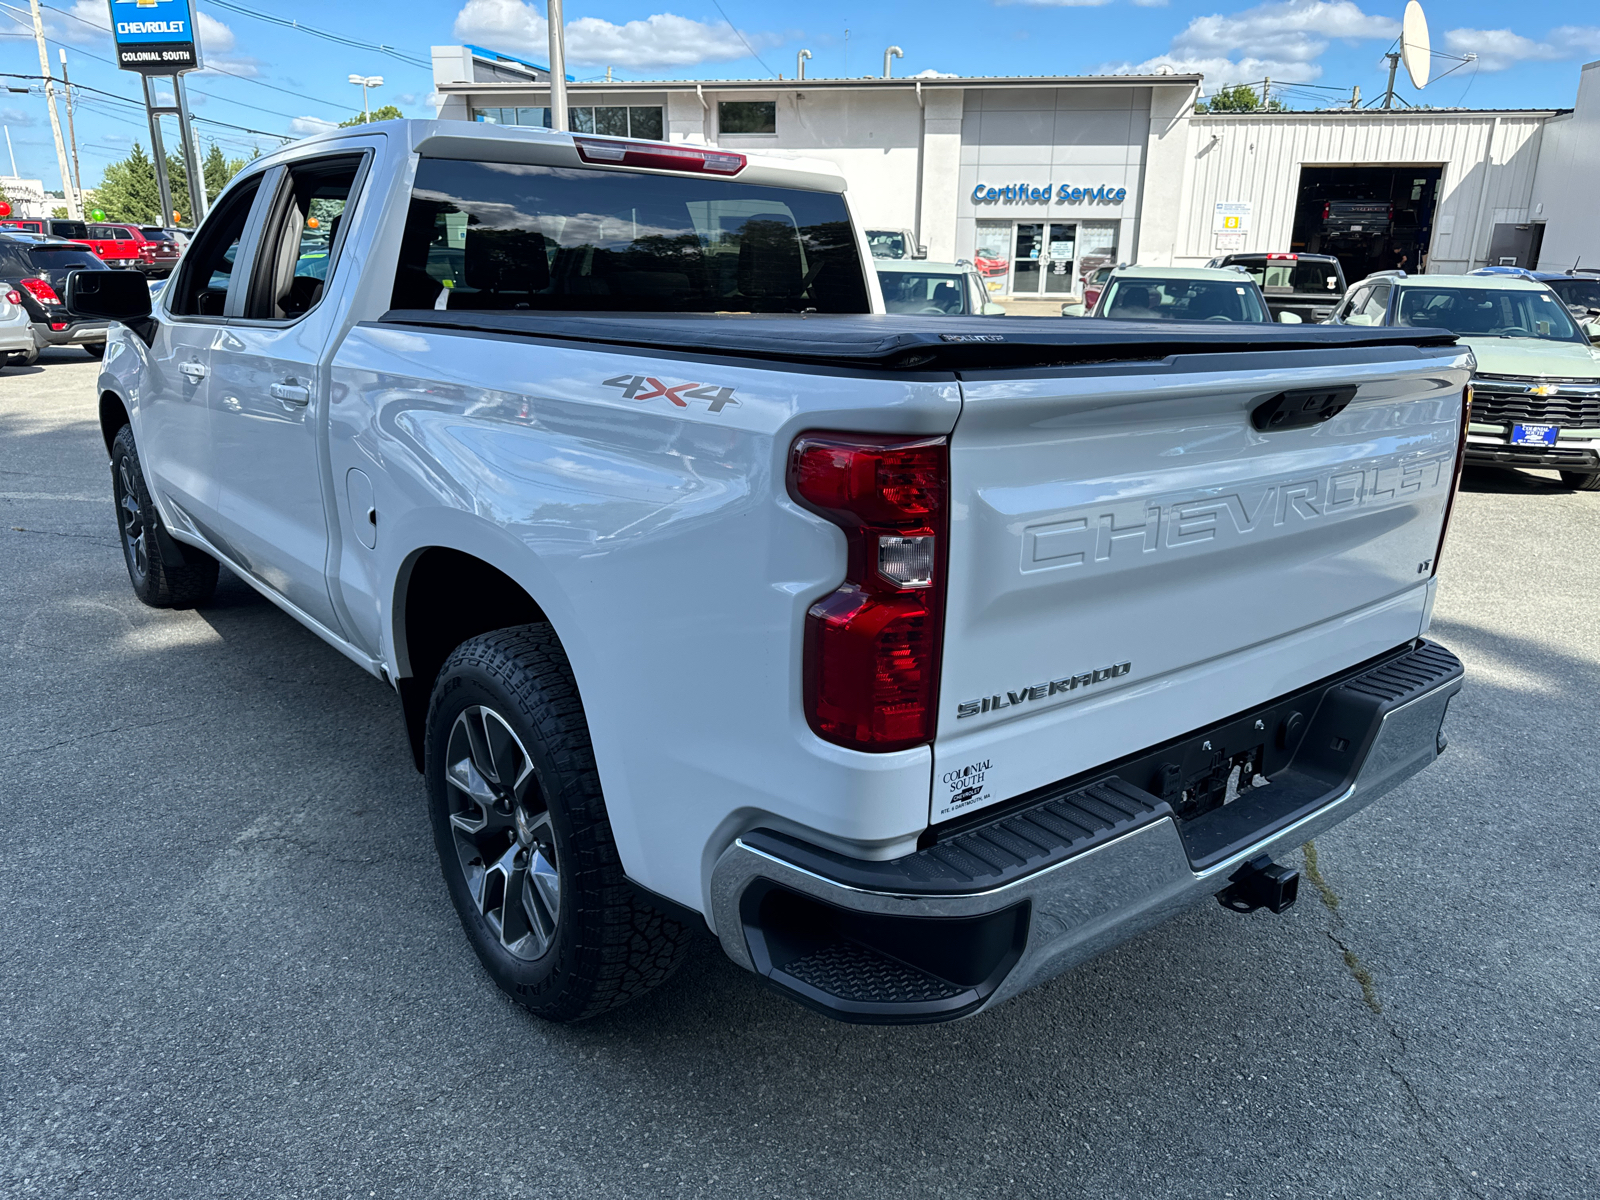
1389, 273, 1548, 291
1110, 265, 1258, 283
874, 259, 971, 274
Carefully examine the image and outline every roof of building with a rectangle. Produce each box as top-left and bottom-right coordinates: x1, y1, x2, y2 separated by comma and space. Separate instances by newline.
437, 71, 1204, 93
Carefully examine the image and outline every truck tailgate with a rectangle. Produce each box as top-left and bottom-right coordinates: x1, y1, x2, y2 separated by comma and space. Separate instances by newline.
934, 343, 1471, 821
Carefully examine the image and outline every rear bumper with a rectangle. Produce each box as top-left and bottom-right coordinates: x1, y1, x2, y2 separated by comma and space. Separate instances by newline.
710, 639, 1463, 1024
35, 319, 108, 346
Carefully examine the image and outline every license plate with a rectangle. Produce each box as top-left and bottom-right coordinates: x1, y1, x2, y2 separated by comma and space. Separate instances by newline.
1512, 423, 1559, 446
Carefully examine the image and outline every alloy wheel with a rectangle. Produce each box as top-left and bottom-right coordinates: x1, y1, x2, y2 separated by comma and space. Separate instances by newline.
117, 459, 148, 581
444, 706, 561, 961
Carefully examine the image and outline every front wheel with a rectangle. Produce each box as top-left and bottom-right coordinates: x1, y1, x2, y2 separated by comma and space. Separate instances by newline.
425, 625, 690, 1022
1560, 470, 1600, 492
110, 424, 218, 607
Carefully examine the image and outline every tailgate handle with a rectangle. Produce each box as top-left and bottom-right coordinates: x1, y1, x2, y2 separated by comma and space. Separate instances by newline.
1251, 385, 1357, 432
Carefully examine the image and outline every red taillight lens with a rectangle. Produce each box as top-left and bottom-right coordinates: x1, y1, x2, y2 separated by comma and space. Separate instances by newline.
3, 289, 20, 305
1432, 384, 1472, 577
20, 277, 61, 305
573, 136, 745, 176
1267, 252, 1297, 260
1322, 202, 1330, 220
790, 433, 948, 752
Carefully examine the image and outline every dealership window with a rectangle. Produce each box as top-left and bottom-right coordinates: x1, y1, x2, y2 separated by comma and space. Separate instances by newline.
472, 106, 664, 140
718, 101, 776, 135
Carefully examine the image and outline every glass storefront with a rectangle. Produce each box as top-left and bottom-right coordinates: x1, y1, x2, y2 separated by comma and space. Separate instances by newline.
973, 218, 1120, 299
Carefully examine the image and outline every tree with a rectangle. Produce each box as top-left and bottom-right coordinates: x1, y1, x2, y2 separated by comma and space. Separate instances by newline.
339, 104, 403, 127
94, 142, 162, 224
1195, 84, 1286, 113
52, 206, 69, 218
201, 141, 249, 203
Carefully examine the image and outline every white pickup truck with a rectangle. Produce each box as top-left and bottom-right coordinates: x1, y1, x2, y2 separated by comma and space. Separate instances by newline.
70, 121, 1468, 1025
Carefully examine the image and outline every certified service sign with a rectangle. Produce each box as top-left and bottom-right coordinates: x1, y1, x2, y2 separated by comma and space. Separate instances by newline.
108, 0, 202, 74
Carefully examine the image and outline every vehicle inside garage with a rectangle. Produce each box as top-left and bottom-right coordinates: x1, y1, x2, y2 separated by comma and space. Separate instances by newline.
1290, 165, 1444, 283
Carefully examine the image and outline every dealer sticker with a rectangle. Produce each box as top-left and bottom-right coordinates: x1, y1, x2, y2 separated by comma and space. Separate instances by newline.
936, 757, 998, 820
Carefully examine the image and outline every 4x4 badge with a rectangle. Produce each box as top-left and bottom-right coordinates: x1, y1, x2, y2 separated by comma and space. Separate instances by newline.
602, 374, 740, 412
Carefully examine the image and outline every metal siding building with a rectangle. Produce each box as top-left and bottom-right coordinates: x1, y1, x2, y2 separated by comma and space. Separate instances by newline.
431, 47, 1598, 292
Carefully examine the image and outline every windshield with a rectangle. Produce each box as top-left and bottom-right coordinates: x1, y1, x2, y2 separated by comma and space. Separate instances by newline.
140, 228, 177, 243
1230, 257, 1343, 294
394, 158, 870, 314
878, 269, 971, 315
1395, 285, 1583, 341
1544, 277, 1600, 312
1099, 277, 1269, 323
866, 230, 908, 259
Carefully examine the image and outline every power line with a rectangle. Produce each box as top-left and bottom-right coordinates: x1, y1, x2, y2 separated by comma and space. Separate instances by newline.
199, 0, 430, 69
2, 71, 293, 141
706, 0, 777, 79
34, 1, 353, 111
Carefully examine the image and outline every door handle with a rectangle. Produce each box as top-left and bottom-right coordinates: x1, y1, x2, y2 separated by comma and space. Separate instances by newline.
271, 382, 311, 406
178, 361, 207, 381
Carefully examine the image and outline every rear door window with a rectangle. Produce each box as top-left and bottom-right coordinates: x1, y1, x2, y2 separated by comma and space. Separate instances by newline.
243, 154, 363, 320
392, 158, 869, 314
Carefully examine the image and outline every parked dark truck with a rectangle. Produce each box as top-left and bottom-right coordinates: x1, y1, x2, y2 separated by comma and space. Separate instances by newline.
70, 120, 1469, 1025
1207, 251, 1348, 324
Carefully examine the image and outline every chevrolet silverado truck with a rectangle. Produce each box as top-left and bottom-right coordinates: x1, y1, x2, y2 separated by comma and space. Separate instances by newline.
69, 120, 1469, 1025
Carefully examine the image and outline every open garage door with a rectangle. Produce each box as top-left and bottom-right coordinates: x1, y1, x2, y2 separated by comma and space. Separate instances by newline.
1290, 165, 1443, 283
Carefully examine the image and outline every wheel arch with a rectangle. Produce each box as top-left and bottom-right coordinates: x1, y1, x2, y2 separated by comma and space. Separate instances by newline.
99, 389, 131, 457
391, 543, 557, 771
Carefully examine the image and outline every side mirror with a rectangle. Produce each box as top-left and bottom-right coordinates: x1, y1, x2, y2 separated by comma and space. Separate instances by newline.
1276, 311, 1303, 324
1345, 313, 1375, 326
67, 268, 152, 321
912, 244, 928, 260
1060, 302, 1087, 318
982, 302, 1006, 316
1585, 320, 1600, 344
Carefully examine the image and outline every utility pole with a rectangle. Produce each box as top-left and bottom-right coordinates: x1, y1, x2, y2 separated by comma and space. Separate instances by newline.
1351, 84, 1361, 109
58, 50, 83, 213
1262, 76, 1271, 109
546, 0, 568, 130
28, 0, 79, 218
1381, 52, 1400, 109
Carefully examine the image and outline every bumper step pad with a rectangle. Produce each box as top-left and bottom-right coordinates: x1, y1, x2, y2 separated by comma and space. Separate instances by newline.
743, 638, 1463, 895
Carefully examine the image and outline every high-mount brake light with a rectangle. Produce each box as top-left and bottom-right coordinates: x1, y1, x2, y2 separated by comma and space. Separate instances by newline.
19, 277, 61, 305
1432, 384, 1472, 577
573, 136, 746, 176
789, 433, 949, 752
1268, 253, 1298, 260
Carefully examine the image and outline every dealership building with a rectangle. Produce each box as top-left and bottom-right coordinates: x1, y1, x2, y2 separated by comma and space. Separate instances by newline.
431, 45, 1600, 298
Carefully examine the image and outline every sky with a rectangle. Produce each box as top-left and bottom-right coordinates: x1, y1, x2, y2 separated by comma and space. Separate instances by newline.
1, 0, 1597, 193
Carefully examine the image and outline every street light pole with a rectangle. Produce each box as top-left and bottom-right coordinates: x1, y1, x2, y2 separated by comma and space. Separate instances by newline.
348, 75, 384, 123
546, 0, 568, 131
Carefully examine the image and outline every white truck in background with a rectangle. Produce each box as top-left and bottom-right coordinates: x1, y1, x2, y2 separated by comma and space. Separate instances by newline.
70, 120, 1468, 1024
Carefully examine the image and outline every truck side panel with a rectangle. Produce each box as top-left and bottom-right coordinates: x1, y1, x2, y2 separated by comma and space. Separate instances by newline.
327, 325, 961, 917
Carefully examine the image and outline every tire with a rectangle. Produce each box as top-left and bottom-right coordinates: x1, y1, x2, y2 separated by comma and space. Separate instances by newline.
109, 424, 219, 608
83, 342, 106, 359
425, 624, 690, 1022
1559, 470, 1600, 492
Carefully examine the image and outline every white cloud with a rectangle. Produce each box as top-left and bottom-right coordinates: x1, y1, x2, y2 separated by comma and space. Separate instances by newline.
1132, 0, 1171, 7
289, 116, 339, 138
2, 106, 32, 126
1099, 0, 1398, 86
1443, 26, 1600, 72
913, 68, 960, 78
453, 0, 779, 70
44, 0, 109, 45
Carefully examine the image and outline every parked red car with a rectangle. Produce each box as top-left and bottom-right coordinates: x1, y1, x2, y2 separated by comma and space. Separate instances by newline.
83, 223, 182, 277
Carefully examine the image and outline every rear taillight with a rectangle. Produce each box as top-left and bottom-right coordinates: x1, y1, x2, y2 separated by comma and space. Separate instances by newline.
19, 276, 61, 305
573, 136, 745, 176
789, 433, 948, 752
3, 289, 20, 305
1432, 384, 1472, 576
1321, 202, 1330, 220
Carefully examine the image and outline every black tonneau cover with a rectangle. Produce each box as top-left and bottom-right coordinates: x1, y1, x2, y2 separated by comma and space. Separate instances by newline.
378, 310, 1458, 371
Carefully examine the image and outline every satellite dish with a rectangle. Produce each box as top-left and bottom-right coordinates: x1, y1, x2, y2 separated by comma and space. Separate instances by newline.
1401, 0, 1431, 89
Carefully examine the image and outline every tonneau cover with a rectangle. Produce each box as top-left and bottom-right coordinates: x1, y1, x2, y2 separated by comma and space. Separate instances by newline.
377, 310, 1458, 372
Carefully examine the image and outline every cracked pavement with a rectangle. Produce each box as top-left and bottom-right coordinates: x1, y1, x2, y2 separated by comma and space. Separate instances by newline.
2, 348, 1597, 1198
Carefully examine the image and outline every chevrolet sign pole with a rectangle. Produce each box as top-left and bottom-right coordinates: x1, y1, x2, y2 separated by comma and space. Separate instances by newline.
108, 0, 206, 227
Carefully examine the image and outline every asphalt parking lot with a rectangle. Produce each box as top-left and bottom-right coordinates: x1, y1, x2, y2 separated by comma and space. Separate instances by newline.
2, 347, 1597, 1199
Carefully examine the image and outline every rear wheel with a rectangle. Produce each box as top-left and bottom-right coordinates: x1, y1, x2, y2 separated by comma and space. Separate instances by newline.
110, 424, 219, 608
1559, 470, 1600, 492
425, 625, 690, 1022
